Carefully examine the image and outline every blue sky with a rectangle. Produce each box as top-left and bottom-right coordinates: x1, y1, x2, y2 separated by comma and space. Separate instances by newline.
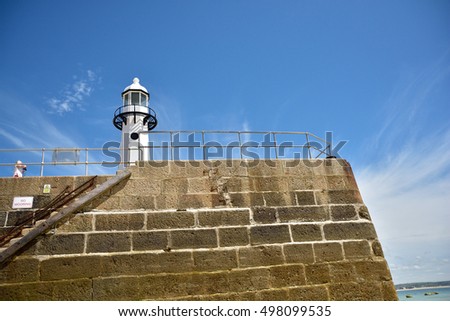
1, 0, 449, 285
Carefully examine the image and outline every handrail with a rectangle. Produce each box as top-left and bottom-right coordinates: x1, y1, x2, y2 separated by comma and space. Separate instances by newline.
0, 176, 97, 247
0, 171, 131, 266
0, 130, 339, 177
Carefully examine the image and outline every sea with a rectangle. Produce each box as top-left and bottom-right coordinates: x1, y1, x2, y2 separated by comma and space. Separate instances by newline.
397, 286, 450, 301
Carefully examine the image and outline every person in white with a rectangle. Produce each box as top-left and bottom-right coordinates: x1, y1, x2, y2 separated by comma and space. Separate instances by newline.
13, 160, 27, 178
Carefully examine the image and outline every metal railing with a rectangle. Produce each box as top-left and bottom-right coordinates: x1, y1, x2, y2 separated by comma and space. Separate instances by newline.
0, 130, 337, 177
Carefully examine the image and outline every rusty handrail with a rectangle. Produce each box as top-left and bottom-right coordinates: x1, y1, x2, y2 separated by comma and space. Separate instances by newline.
0, 176, 97, 247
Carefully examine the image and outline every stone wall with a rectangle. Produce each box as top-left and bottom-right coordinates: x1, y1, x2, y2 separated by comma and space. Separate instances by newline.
0, 159, 398, 300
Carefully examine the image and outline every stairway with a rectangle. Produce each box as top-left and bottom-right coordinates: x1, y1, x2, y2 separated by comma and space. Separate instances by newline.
0, 170, 131, 265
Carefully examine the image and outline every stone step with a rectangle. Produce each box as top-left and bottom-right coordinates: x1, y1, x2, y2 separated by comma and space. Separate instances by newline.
9, 237, 22, 245
21, 227, 34, 236
34, 219, 47, 226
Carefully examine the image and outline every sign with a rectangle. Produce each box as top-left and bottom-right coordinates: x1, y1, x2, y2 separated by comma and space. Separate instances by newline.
12, 196, 34, 209
43, 184, 51, 194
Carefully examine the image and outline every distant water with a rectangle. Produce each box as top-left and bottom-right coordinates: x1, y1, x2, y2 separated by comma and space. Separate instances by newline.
397, 286, 450, 301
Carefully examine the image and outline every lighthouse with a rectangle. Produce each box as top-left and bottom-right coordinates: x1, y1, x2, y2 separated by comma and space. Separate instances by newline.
113, 78, 157, 167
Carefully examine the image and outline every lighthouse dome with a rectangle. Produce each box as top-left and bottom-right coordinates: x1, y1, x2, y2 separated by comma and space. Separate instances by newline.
123, 77, 148, 93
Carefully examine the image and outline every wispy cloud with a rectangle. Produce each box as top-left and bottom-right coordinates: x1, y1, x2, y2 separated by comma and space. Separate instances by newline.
354, 52, 450, 284
0, 127, 26, 147
371, 51, 450, 150
47, 70, 98, 114
0, 94, 79, 148
0, 93, 114, 176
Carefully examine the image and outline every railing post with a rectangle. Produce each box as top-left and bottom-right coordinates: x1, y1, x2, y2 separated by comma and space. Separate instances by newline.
202, 131, 206, 160
238, 132, 243, 159
170, 131, 174, 161
305, 133, 312, 159
40, 148, 45, 176
272, 132, 278, 159
85, 148, 89, 176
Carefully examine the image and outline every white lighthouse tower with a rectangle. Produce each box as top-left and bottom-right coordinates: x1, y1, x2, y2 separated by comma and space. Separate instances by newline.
113, 78, 157, 167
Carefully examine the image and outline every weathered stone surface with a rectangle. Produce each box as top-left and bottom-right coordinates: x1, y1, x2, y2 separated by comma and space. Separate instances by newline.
371, 240, 384, 257
95, 213, 145, 231
198, 209, 250, 227
291, 224, 323, 242
56, 214, 93, 233
358, 205, 371, 220
36, 234, 85, 255
205, 160, 248, 177
188, 178, 212, 193
5, 211, 33, 226
251, 177, 288, 192
120, 195, 155, 210
89, 195, 121, 211
162, 178, 189, 194
0, 226, 13, 238
269, 264, 306, 288
178, 193, 221, 209
93, 275, 142, 300
245, 160, 284, 177
327, 190, 363, 204
283, 243, 315, 264
147, 211, 195, 230
255, 288, 289, 300
229, 192, 264, 207
106, 252, 194, 275
0, 196, 12, 211
326, 175, 348, 189
283, 160, 315, 176
263, 192, 296, 206
250, 225, 291, 245
288, 285, 329, 301
343, 240, 372, 259
0, 279, 92, 300
218, 227, 249, 247
0, 258, 39, 283
327, 282, 361, 300
314, 242, 344, 262
155, 194, 179, 210
252, 207, 277, 224
329, 262, 357, 283
33, 195, 52, 208
136, 162, 171, 179
353, 260, 392, 282
0, 212, 6, 226
12, 177, 47, 196
126, 179, 161, 195
225, 177, 252, 193
295, 191, 316, 205
330, 205, 358, 221
381, 281, 398, 300
86, 232, 131, 253
171, 229, 217, 249
328, 281, 383, 300
323, 222, 377, 240
238, 245, 284, 268
186, 271, 230, 297
40, 256, 104, 281
228, 268, 271, 292
193, 249, 238, 271
132, 231, 168, 251
288, 176, 326, 191
305, 264, 331, 285
278, 206, 328, 222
